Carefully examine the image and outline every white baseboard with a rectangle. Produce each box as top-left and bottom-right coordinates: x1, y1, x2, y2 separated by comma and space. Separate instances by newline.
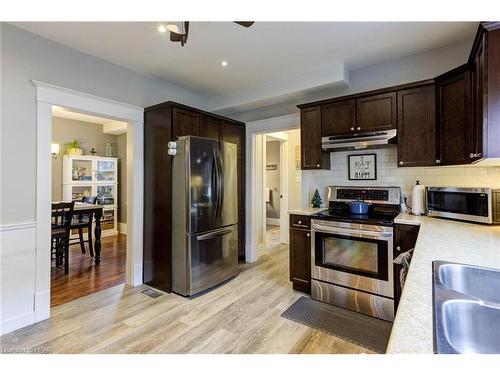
34, 290, 50, 323
266, 218, 281, 226
0, 311, 35, 336
118, 222, 127, 235
132, 263, 143, 287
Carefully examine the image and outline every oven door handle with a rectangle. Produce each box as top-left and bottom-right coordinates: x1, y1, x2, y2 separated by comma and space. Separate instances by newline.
312, 224, 393, 239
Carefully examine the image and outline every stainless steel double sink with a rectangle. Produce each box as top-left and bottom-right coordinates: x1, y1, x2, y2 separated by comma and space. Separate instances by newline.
433, 261, 500, 354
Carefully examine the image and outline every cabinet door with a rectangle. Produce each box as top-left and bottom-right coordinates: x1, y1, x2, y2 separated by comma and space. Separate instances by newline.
397, 86, 436, 167
199, 115, 221, 140
394, 224, 420, 310
95, 159, 117, 182
321, 99, 356, 136
300, 106, 329, 170
289, 228, 311, 294
172, 107, 201, 138
221, 121, 245, 160
471, 33, 487, 161
436, 70, 472, 165
356, 92, 397, 132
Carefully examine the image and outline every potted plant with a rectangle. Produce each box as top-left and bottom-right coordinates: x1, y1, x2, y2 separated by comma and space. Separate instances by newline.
65, 139, 83, 156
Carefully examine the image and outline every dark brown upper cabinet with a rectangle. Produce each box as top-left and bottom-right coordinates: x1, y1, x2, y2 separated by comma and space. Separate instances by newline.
436, 66, 472, 166
321, 99, 356, 136
172, 107, 201, 139
356, 92, 397, 132
221, 120, 246, 160
300, 106, 330, 170
397, 85, 436, 167
470, 29, 487, 161
200, 115, 222, 140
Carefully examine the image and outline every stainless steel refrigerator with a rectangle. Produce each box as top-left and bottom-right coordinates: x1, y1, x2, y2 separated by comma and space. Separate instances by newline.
171, 136, 238, 296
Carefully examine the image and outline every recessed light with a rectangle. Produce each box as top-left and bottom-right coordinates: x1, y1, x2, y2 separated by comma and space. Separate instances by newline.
221, 61, 229, 67
158, 25, 167, 33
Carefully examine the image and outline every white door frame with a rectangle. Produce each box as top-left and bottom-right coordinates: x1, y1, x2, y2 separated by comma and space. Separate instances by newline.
32, 81, 144, 323
263, 133, 289, 246
245, 113, 299, 263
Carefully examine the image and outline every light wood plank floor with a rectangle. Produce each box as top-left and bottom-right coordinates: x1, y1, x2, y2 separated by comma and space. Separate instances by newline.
0, 245, 373, 354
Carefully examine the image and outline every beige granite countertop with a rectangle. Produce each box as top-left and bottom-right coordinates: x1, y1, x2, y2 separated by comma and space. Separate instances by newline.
387, 213, 500, 353
288, 207, 327, 216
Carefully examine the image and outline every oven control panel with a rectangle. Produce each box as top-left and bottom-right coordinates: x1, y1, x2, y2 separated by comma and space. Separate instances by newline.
327, 186, 401, 205
337, 189, 389, 201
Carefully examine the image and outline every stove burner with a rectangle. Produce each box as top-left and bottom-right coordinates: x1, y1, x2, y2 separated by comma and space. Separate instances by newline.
313, 202, 400, 226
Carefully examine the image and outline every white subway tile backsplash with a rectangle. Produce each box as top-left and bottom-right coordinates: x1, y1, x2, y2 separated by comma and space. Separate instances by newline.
302, 147, 500, 206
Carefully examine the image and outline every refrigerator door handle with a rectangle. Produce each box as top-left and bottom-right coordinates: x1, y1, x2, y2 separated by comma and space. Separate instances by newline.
217, 147, 224, 215
213, 149, 220, 217
196, 227, 233, 241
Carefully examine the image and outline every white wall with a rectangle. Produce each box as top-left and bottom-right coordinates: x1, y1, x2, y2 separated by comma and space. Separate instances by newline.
0, 23, 208, 225
286, 129, 302, 211
301, 147, 500, 208
0, 23, 208, 335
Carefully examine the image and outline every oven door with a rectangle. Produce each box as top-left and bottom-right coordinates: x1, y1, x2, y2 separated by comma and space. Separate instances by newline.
311, 219, 394, 298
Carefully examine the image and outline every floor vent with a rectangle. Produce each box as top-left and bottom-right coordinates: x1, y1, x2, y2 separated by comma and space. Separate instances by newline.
141, 288, 163, 298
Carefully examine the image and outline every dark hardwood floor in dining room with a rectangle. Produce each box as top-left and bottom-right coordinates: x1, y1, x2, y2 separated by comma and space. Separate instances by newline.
51, 234, 126, 307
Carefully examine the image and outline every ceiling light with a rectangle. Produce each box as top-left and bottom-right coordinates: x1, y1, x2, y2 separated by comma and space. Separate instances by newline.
166, 22, 183, 34
221, 61, 229, 67
158, 25, 167, 33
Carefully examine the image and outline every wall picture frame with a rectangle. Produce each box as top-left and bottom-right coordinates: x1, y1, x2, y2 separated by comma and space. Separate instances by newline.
348, 153, 377, 180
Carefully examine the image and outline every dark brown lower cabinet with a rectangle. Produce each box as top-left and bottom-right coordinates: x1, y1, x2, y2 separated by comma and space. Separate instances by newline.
394, 224, 420, 311
289, 215, 311, 294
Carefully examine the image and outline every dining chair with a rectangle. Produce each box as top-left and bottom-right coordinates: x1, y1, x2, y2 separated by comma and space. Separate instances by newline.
70, 196, 97, 257
51, 202, 75, 275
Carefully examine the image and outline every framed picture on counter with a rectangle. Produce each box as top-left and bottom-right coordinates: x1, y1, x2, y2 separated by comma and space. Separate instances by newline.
348, 153, 377, 180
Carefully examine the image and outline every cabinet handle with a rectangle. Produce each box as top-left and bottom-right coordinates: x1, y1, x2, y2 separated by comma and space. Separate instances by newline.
350, 127, 355, 131
435, 159, 441, 164
306, 233, 311, 237
474, 153, 482, 158
470, 153, 474, 159
399, 161, 404, 166
396, 246, 401, 252
316, 164, 320, 168
357, 127, 361, 131
298, 220, 302, 224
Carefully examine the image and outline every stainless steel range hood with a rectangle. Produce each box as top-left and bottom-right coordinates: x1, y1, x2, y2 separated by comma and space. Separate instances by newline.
321, 129, 397, 151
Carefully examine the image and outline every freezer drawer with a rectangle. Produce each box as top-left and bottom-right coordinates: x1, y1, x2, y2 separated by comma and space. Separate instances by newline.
172, 224, 238, 296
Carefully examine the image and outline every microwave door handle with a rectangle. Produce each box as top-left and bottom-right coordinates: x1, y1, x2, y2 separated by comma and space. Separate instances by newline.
312, 224, 393, 239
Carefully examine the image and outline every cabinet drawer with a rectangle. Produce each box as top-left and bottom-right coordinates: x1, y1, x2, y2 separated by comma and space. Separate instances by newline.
289, 214, 311, 230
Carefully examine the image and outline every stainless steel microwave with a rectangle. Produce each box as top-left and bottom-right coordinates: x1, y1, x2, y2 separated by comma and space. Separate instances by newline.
426, 187, 500, 224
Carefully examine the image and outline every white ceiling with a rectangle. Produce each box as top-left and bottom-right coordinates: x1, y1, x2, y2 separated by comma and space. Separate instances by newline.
13, 22, 478, 98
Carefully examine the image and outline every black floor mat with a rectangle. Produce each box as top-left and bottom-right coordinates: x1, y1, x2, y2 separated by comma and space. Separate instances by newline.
281, 296, 393, 353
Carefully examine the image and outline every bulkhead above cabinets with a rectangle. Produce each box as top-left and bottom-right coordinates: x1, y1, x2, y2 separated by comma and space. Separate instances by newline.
297, 22, 500, 170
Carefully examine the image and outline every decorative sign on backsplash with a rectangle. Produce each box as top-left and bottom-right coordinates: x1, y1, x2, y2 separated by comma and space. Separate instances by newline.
348, 153, 377, 180
266, 164, 278, 171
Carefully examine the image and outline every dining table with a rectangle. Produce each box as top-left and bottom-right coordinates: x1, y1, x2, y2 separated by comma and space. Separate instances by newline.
70, 203, 103, 264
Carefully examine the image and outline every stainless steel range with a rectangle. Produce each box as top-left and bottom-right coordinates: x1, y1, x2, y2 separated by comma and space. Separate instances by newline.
311, 186, 401, 322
